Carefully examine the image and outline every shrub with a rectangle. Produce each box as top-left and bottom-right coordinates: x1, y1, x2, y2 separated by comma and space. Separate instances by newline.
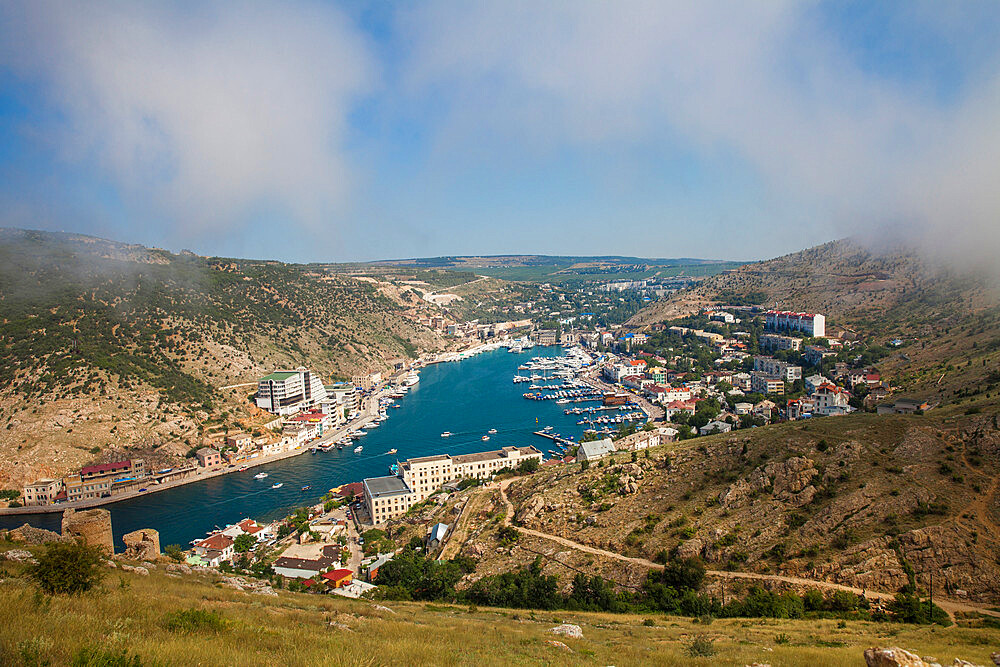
164, 544, 185, 562
774, 632, 790, 644
642, 618, 655, 626
684, 634, 715, 657
29, 541, 105, 595
163, 608, 228, 634
71, 646, 143, 667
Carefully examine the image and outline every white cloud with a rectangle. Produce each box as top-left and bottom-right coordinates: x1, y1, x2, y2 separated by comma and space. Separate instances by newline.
396, 1, 1000, 268
1, 1, 374, 239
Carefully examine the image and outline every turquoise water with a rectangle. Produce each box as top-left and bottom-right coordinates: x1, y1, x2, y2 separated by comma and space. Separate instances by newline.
0, 347, 590, 550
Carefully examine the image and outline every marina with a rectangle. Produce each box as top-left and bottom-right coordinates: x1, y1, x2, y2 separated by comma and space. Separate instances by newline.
0, 346, 594, 550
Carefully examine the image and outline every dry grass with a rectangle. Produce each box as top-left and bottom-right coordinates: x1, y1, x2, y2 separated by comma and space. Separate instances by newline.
1, 555, 998, 666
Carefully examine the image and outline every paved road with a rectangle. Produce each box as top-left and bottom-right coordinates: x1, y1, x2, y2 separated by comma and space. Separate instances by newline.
496, 478, 1000, 622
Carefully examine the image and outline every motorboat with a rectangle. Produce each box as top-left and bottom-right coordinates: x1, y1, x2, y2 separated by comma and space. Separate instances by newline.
441, 432, 452, 438
254, 472, 268, 479
239, 466, 249, 471
488, 428, 497, 434
481, 435, 490, 441
354, 445, 363, 453
301, 485, 311, 491
271, 482, 283, 489
403, 372, 419, 386
387, 448, 398, 455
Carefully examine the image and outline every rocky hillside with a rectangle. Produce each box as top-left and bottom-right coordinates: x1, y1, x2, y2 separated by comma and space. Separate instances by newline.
627, 238, 1000, 400
0, 228, 444, 487
393, 401, 1000, 608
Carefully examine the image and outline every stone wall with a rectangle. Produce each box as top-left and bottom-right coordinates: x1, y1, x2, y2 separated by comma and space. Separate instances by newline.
61, 508, 114, 555
122, 529, 160, 561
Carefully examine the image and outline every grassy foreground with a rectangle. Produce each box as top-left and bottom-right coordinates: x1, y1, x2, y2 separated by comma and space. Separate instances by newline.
1, 553, 998, 666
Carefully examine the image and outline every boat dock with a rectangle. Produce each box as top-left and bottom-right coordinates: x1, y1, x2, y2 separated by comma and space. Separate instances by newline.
532, 430, 576, 448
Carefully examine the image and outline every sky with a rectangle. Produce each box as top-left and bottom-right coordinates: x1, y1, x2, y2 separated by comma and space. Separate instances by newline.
1, 1, 999, 265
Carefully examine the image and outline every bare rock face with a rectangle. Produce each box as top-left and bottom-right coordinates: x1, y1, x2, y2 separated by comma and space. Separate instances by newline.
720, 457, 817, 508
61, 508, 114, 555
515, 496, 545, 525
676, 538, 704, 560
122, 529, 160, 561
6, 524, 66, 546
617, 474, 639, 495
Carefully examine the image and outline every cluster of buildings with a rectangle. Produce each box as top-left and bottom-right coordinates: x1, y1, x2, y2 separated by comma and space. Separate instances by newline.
22, 458, 195, 507
363, 445, 544, 524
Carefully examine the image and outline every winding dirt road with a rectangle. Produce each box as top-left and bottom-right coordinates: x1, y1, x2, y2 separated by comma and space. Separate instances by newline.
496, 478, 1000, 621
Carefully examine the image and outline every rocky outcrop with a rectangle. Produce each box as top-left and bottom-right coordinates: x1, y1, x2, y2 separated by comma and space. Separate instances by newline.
721, 457, 817, 508
549, 624, 583, 639
4, 524, 66, 546
864, 647, 989, 667
515, 496, 545, 525
0, 548, 38, 564
676, 538, 704, 560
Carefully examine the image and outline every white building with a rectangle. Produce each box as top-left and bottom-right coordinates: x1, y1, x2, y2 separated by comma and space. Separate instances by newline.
812, 383, 853, 416
256, 367, 328, 416
759, 333, 803, 352
764, 310, 826, 338
699, 420, 732, 436
578, 438, 616, 461
754, 356, 803, 382
751, 372, 785, 395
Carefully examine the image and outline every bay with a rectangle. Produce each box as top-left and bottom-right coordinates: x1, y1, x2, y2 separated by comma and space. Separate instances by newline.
0, 346, 589, 550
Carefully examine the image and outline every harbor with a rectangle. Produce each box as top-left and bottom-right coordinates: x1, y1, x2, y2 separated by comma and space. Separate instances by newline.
0, 346, 592, 549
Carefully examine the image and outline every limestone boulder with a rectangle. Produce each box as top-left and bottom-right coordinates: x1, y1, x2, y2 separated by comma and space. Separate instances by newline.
549, 624, 583, 639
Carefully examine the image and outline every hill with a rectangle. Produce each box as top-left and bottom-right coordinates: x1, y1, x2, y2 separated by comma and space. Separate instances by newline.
627, 239, 1000, 400
0, 229, 445, 488
388, 401, 1000, 613
0, 539, 998, 666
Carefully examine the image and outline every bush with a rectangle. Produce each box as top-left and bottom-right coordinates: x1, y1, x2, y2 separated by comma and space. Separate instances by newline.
164, 544, 185, 562
517, 458, 540, 474
774, 632, 790, 644
163, 608, 228, 634
684, 634, 715, 657
29, 541, 105, 594
71, 646, 143, 666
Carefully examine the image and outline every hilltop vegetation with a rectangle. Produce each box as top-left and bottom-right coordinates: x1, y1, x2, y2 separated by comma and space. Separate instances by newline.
0, 228, 442, 486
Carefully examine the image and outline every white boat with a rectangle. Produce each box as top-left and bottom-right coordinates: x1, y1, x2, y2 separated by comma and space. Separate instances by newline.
488, 428, 497, 434
403, 372, 420, 386
481, 435, 490, 441
271, 482, 283, 489
354, 445, 363, 453
441, 432, 452, 438
254, 472, 268, 479
387, 448, 398, 455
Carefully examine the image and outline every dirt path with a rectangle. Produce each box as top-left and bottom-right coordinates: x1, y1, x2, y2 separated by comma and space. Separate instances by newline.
438, 486, 494, 561
496, 478, 1000, 621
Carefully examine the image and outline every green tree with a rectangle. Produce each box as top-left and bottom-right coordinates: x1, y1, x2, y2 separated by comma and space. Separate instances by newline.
517, 458, 539, 474
30, 541, 105, 594
233, 534, 256, 553
164, 544, 185, 562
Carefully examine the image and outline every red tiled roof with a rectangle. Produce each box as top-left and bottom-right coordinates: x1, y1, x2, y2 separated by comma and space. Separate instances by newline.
81, 460, 132, 476
196, 533, 233, 550
322, 569, 353, 582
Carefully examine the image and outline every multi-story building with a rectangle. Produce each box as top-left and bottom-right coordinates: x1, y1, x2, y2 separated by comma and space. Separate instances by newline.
812, 382, 853, 416
759, 333, 802, 352
352, 372, 382, 391
804, 345, 837, 366
765, 310, 825, 337
365, 446, 544, 524
195, 448, 222, 468
22, 479, 63, 506
753, 356, 802, 382
751, 371, 786, 395
256, 367, 327, 416
533, 329, 558, 346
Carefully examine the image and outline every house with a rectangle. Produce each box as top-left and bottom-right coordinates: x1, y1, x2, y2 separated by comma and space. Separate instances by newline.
331, 579, 377, 599
426, 523, 450, 549
615, 430, 660, 452
333, 481, 364, 503
321, 568, 355, 589
732, 372, 752, 391
877, 398, 930, 415
804, 374, 826, 394
226, 432, 253, 449
812, 383, 853, 416
657, 426, 679, 442
192, 534, 234, 565
22, 478, 63, 506
577, 438, 616, 461
734, 402, 753, 415
699, 420, 732, 436
195, 448, 222, 468
753, 400, 777, 420
786, 397, 816, 420
272, 555, 339, 579
662, 400, 697, 421
221, 518, 266, 541
362, 552, 395, 582
863, 384, 892, 410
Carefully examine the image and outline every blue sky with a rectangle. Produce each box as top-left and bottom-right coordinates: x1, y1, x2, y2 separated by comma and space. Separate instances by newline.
1, 1, 999, 264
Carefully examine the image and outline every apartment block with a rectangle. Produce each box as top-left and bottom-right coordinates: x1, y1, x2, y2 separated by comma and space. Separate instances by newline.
753, 356, 802, 382
764, 310, 826, 337
751, 371, 786, 395
759, 333, 802, 351
256, 367, 328, 416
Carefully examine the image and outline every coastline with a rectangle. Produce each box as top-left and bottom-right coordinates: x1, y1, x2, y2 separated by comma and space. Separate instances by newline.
0, 405, 381, 517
